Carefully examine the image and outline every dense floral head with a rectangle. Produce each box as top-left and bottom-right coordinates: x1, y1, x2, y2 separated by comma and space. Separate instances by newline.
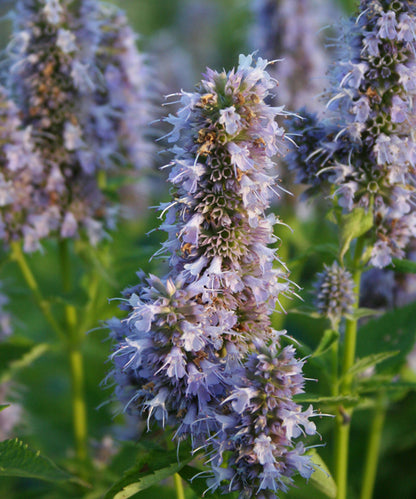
287, 0, 416, 268
109, 54, 316, 496
206, 342, 316, 497
0, 0, 154, 251
314, 261, 355, 328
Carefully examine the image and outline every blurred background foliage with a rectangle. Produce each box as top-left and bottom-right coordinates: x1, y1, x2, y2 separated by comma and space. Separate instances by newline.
0, 0, 415, 498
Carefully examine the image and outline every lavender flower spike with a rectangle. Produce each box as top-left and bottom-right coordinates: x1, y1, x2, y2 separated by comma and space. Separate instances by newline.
109, 54, 316, 496
314, 261, 355, 328
1, 0, 154, 251
288, 1, 416, 267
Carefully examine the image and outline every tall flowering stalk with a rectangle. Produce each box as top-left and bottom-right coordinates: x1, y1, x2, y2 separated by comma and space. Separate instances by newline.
1, 0, 154, 252
109, 54, 317, 496
288, 0, 416, 268
287, 2, 416, 498
0, 0, 155, 466
0, 287, 22, 442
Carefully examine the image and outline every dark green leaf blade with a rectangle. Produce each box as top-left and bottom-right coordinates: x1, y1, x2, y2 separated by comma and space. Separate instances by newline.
356, 302, 416, 375
389, 258, 416, 274
0, 438, 70, 482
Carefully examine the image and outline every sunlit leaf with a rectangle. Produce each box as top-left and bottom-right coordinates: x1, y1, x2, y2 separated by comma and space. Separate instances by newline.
356, 302, 416, 374
308, 449, 337, 498
339, 207, 373, 260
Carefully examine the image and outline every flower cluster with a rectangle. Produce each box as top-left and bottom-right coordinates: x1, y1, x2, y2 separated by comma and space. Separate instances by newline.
288, 0, 416, 267
250, 0, 335, 112
314, 261, 355, 328
0, 0, 153, 252
109, 54, 316, 496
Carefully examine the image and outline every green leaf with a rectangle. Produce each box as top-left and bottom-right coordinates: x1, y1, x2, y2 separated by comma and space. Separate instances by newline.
389, 258, 416, 274
0, 404, 10, 412
294, 393, 359, 408
356, 302, 416, 375
179, 465, 226, 498
342, 351, 399, 382
357, 377, 416, 395
308, 449, 337, 498
104, 444, 192, 499
0, 438, 70, 482
0, 338, 50, 383
339, 207, 373, 260
288, 307, 322, 319
346, 308, 383, 321
312, 329, 339, 358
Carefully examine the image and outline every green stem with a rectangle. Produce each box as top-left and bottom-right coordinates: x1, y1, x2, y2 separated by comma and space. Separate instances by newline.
10, 242, 66, 341
335, 235, 365, 499
360, 394, 386, 499
59, 240, 88, 464
174, 473, 185, 499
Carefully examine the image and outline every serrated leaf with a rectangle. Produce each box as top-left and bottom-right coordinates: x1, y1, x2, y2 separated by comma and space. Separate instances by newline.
389, 258, 416, 274
343, 352, 399, 382
339, 208, 373, 260
308, 449, 337, 498
357, 377, 416, 394
357, 302, 416, 374
312, 329, 339, 358
0, 438, 70, 482
0, 338, 49, 383
104, 445, 192, 499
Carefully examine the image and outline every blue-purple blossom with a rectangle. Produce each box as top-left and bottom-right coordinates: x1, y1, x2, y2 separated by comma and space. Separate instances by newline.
0, 0, 154, 251
288, 0, 416, 268
314, 261, 355, 328
109, 54, 316, 496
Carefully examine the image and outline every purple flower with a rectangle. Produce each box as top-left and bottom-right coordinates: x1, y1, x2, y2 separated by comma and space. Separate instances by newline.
0, 0, 155, 252
314, 261, 355, 327
109, 54, 316, 496
289, 1, 416, 268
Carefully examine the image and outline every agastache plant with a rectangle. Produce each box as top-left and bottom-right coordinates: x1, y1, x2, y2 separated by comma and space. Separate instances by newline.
109, 54, 317, 496
1, 0, 153, 251
288, 0, 416, 268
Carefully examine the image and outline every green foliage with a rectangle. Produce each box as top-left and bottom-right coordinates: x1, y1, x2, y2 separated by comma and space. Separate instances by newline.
356, 302, 416, 374
389, 258, 416, 274
308, 449, 337, 499
179, 465, 226, 498
0, 439, 71, 482
104, 443, 192, 499
0, 337, 49, 383
337, 208, 373, 261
